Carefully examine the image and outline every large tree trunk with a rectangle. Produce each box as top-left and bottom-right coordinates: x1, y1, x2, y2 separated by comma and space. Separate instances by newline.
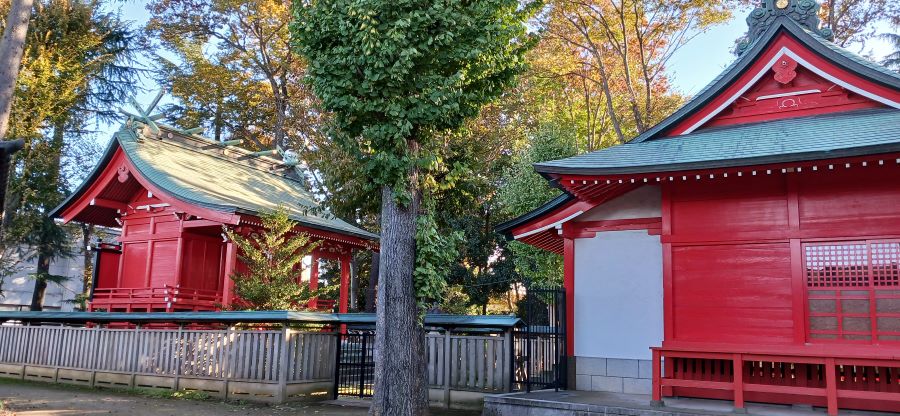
0, 0, 34, 141
370, 184, 428, 416
29, 253, 48, 311
364, 251, 379, 313
0, 138, 23, 239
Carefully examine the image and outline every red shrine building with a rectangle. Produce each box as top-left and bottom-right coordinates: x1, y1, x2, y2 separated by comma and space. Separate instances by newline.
51, 113, 377, 314
498, 1, 900, 414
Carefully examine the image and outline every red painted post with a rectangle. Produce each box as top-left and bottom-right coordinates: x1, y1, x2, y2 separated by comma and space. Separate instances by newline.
651, 349, 662, 405
825, 358, 838, 416
309, 253, 319, 309
733, 353, 745, 412
339, 255, 350, 314
221, 241, 237, 308
563, 238, 575, 356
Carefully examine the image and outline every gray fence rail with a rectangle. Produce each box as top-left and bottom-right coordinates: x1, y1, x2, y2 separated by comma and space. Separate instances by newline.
0, 324, 512, 404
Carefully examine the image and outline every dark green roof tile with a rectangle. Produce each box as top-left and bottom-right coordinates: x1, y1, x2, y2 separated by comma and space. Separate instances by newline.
536, 109, 900, 175
53, 123, 377, 241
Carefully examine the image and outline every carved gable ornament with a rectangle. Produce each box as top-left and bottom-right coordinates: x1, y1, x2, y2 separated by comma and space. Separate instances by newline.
738, 0, 833, 55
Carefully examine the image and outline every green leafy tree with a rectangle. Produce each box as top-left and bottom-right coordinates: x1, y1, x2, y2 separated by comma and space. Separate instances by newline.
819, 0, 900, 49
224, 208, 320, 310
0, 0, 140, 309
498, 123, 578, 287
882, 33, 900, 71
146, 0, 324, 151
292, 0, 537, 413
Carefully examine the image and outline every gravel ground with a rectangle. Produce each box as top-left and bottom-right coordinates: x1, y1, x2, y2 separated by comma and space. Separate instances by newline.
0, 380, 480, 416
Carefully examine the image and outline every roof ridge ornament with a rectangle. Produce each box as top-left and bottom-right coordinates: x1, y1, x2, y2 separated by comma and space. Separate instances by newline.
737, 0, 834, 55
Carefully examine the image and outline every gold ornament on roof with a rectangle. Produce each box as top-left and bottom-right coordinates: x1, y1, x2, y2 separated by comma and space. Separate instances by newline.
776, 0, 789, 9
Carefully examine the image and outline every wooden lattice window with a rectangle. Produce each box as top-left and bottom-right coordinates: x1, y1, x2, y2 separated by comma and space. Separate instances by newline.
805, 240, 900, 343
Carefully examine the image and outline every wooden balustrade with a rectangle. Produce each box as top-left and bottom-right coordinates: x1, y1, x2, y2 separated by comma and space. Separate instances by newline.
90, 286, 223, 312
652, 345, 900, 415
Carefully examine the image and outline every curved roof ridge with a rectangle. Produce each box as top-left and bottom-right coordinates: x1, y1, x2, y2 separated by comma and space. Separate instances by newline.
627, 16, 900, 145
51, 121, 378, 242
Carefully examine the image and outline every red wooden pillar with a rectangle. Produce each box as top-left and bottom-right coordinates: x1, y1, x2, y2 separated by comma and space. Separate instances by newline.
563, 237, 575, 356
651, 349, 662, 404
309, 253, 319, 309
339, 255, 350, 314
825, 358, 838, 416
221, 241, 237, 309
732, 353, 745, 412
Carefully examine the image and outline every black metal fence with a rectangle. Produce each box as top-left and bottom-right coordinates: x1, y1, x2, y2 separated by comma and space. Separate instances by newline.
512, 288, 567, 392
327, 293, 566, 398
332, 330, 376, 398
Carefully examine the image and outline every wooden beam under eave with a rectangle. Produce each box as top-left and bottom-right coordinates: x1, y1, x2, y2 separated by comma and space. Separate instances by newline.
90, 198, 127, 211
182, 219, 223, 229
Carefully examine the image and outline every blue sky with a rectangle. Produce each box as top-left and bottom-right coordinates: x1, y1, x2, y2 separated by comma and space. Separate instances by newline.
108, 2, 894, 134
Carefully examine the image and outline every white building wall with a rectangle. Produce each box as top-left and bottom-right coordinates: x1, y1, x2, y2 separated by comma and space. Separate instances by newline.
570, 185, 663, 394
0, 253, 85, 311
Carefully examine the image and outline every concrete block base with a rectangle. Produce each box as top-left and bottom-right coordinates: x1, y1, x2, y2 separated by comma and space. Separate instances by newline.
56, 369, 93, 386
575, 356, 652, 394
427, 388, 486, 411
0, 363, 25, 379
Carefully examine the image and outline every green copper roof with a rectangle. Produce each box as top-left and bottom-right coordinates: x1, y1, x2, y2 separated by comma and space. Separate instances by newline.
54, 123, 377, 241
535, 109, 900, 175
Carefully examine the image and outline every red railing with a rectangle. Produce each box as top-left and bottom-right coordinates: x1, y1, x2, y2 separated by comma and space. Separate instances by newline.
90, 285, 222, 312
306, 298, 336, 312
652, 344, 900, 415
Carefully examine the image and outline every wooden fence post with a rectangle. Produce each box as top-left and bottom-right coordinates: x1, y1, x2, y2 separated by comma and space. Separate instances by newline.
443, 329, 452, 408
503, 329, 512, 392
174, 324, 183, 391
331, 332, 342, 399
223, 326, 234, 400
276, 325, 290, 403
131, 325, 141, 388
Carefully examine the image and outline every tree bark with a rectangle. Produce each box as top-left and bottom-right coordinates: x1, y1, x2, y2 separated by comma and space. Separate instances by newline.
81, 223, 94, 304
0, 139, 23, 239
0, 0, 34, 141
365, 251, 379, 313
29, 253, 48, 311
369, 184, 428, 416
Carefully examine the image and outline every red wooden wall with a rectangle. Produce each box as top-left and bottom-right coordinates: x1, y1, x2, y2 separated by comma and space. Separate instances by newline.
180, 232, 224, 292
95, 250, 121, 289
664, 161, 900, 347
117, 193, 183, 288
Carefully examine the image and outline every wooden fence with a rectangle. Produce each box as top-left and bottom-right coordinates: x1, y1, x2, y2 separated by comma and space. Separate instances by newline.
0, 324, 512, 403
0, 324, 334, 402
425, 333, 510, 392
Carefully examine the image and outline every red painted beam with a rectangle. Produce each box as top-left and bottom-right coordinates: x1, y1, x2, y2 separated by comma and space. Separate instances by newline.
90, 198, 127, 211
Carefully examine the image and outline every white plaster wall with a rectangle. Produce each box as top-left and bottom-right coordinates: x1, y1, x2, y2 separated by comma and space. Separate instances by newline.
0, 252, 84, 311
576, 185, 661, 222
573, 230, 663, 360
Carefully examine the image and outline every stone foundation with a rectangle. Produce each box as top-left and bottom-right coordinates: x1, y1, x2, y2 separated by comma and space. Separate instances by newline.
574, 356, 652, 394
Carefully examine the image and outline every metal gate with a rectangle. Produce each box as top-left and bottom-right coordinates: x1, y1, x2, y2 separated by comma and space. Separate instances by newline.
332, 331, 375, 398
512, 288, 567, 392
